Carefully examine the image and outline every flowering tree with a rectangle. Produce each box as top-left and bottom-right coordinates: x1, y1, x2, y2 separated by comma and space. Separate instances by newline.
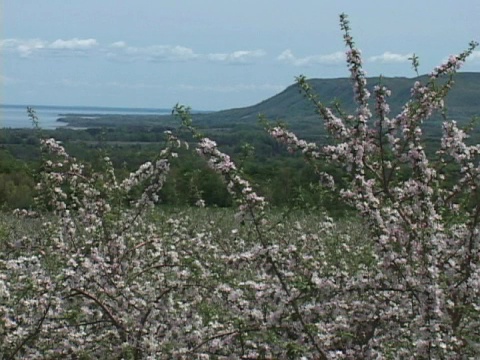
1, 13, 479, 359
268, 13, 480, 358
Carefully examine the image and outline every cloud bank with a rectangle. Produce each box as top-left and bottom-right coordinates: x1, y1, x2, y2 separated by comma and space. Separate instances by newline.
277, 49, 345, 66
106, 42, 198, 62
1, 37, 266, 65
206, 50, 266, 64
2, 37, 432, 69
275, 49, 415, 67
0, 38, 98, 57
368, 51, 412, 63
107, 41, 266, 64
5, 37, 449, 71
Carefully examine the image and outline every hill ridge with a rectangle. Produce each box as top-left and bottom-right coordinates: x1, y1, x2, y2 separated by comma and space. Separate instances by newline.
188, 72, 480, 129
59, 73, 480, 130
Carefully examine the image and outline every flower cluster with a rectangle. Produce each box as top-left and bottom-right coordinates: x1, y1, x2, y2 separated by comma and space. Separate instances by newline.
267, 13, 480, 358
1, 13, 480, 359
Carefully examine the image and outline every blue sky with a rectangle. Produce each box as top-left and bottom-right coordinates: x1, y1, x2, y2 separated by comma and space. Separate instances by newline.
2, 0, 480, 110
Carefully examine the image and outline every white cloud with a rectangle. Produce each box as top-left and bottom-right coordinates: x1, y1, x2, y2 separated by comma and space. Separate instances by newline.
142, 45, 198, 62
0, 39, 18, 48
207, 49, 266, 64
110, 41, 127, 48
277, 49, 295, 63
467, 50, 480, 61
108, 42, 265, 64
0, 38, 98, 57
1, 39, 47, 57
107, 42, 198, 62
2, 37, 265, 64
368, 51, 412, 63
277, 49, 345, 66
48, 38, 98, 50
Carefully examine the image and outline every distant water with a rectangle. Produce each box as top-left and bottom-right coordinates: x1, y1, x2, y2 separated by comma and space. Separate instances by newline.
0, 104, 172, 129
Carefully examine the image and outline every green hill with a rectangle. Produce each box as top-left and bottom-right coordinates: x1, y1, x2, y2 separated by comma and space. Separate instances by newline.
60, 72, 480, 139
190, 72, 480, 127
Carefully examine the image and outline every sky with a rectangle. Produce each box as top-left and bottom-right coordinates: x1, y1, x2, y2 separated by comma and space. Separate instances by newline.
2, 0, 480, 111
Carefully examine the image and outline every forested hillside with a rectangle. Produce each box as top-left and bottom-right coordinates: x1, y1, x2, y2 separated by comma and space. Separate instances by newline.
1, 72, 479, 211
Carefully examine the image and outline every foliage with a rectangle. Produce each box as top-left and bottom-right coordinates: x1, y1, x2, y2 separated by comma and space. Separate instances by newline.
1, 13, 480, 359
0, 127, 348, 212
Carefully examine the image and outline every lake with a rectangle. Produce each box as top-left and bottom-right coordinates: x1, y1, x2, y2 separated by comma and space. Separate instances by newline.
0, 104, 172, 129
